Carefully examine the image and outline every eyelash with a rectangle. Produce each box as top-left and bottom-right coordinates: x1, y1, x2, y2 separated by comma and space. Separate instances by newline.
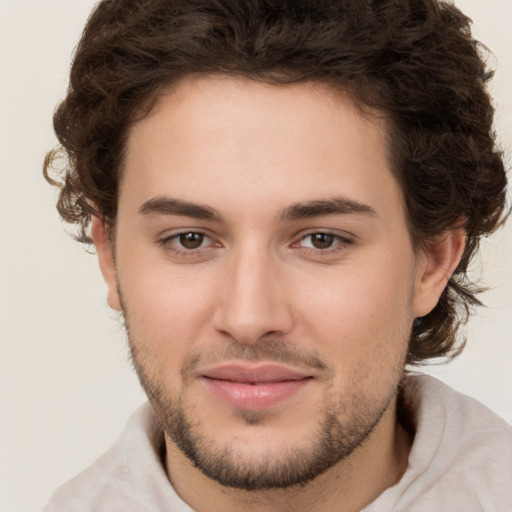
158, 232, 218, 257
158, 230, 353, 257
294, 232, 353, 254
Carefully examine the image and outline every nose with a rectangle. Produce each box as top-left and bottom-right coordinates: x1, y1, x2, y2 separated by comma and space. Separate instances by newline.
212, 245, 293, 344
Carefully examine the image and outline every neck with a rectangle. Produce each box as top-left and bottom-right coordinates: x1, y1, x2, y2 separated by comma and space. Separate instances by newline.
164, 398, 412, 512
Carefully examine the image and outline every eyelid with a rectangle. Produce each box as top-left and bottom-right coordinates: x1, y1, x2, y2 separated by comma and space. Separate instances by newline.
291, 229, 355, 254
156, 228, 354, 258
295, 228, 353, 243
158, 229, 221, 254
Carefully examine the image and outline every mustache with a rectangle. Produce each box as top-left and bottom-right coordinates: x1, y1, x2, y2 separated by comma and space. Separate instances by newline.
180, 339, 330, 381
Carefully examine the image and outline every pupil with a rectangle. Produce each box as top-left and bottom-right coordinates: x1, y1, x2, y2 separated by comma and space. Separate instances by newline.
312, 233, 334, 249
180, 232, 204, 249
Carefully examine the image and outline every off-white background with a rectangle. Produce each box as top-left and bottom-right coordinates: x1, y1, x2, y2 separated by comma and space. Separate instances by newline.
0, 1, 510, 511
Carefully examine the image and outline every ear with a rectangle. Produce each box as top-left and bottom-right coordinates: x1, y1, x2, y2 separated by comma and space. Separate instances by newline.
91, 215, 122, 311
413, 229, 466, 318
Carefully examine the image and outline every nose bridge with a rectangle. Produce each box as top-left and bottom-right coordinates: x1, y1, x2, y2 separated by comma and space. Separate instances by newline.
214, 239, 292, 343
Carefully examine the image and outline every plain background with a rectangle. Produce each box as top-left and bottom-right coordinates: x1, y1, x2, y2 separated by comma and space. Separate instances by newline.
0, 1, 511, 511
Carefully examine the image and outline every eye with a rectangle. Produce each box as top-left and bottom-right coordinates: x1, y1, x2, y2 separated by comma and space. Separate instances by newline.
177, 232, 207, 250
160, 231, 213, 252
299, 232, 345, 250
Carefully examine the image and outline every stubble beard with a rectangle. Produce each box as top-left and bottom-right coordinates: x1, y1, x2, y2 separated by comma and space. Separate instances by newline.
158, 389, 392, 491
126, 329, 402, 491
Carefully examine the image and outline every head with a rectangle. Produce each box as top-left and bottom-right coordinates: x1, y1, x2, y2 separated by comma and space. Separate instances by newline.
44, 0, 508, 492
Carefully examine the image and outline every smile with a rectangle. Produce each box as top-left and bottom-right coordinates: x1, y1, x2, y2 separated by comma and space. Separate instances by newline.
200, 364, 314, 410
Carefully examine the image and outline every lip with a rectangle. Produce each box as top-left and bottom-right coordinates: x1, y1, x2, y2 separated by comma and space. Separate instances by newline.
199, 363, 313, 410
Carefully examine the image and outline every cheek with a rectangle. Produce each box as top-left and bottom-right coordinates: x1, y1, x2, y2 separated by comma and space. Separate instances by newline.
297, 270, 413, 405
296, 255, 415, 364
118, 256, 216, 360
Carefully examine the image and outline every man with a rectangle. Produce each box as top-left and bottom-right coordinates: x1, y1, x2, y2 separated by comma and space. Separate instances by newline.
42, 0, 511, 510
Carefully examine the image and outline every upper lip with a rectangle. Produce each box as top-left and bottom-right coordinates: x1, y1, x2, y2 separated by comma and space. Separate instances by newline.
200, 363, 313, 383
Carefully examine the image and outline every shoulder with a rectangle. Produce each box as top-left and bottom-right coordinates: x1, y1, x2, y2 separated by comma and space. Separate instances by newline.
409, 375, 512, 509
405, 373, 512, 442
367, 375, 512, 512
43, 403, 191, 512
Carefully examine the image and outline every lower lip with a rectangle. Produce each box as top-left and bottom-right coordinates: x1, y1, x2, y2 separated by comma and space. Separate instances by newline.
202, 377, 312, 410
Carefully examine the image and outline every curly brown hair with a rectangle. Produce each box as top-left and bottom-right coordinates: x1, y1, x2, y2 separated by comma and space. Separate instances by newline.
44, 0, 508, 365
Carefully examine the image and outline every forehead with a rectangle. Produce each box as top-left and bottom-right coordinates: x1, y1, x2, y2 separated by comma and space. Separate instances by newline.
120, 76, 402, 224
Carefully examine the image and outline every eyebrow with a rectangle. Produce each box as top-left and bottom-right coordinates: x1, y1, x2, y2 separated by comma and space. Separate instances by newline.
138, 196, 376, 222
280, 197, 376, 221
139, 197, 223, 221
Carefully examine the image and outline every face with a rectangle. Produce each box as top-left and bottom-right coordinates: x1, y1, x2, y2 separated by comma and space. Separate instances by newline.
94, 76, 451, 490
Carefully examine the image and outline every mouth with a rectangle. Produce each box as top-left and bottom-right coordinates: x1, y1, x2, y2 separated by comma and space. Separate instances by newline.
199, 363, 314, 411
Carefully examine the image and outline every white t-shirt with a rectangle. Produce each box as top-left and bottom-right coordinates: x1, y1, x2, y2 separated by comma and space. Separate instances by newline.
43, 375, 512, 511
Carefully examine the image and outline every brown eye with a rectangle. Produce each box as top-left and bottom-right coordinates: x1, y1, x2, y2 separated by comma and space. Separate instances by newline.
179, 232, 205, 249
310, 233, 335, 249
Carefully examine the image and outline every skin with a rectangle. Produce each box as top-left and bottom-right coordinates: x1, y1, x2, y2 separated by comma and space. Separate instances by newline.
92, 76, 465, 512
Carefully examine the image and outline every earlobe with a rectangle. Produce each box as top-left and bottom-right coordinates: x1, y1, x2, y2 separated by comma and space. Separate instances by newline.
413, 229, 466, 318
91, 215, 122, 311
